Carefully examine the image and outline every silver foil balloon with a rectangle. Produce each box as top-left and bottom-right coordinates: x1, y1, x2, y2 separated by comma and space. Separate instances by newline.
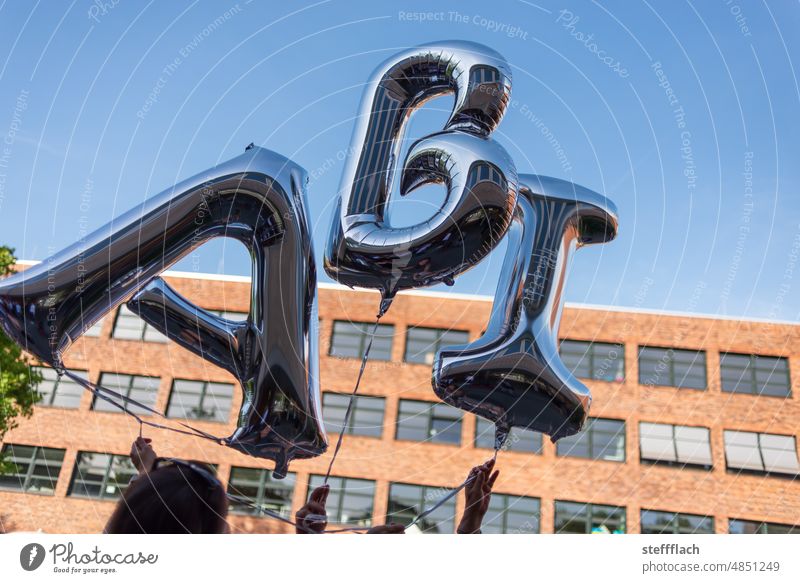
433, 175, 619, 441
325, 41, 519, 313
0, 146, 326, 477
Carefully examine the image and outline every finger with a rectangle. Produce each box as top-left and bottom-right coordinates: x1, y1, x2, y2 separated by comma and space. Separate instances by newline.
488, 469, 500, 488
305, 502, 325, 515
485, 458, 496, 472
311, 484, 329, 504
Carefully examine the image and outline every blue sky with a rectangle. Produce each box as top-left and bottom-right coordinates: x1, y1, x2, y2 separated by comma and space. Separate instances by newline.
0, 0, 798, 320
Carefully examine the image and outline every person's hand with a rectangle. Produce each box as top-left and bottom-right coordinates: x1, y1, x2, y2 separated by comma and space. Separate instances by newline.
457, 459, 499, 534
130, 437, 156, 475
296, 484, 329, 534
366, 523, 405, 534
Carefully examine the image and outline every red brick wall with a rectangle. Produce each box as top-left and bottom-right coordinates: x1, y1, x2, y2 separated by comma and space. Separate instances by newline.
1, 272, 798, 533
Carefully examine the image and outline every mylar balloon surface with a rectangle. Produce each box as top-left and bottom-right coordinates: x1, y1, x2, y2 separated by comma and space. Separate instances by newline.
325, 40, 519, 313
0, 147, 326, 477
432, 175, 619, 441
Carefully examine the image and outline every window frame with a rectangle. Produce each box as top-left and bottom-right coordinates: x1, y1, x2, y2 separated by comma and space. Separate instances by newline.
226, 466, 296, 518
723, 430, 800, 477
395, 399, 463, 446
559, 339, 626, 382
640, 509, 715, 534
111, 305, 168, 343
92, 373, 161, 416
638, 421, 713, 470
728, 519, 799, 534
474, 417, 542, 454
321, 392, 385, 438
638, 345, 707, 390
719, 352, 791, 397
386, 482, 458, 534
34, 366, 87, 409
555, 417, 626, 462
166, 378, 234, 423
307, 475, 376, 527
403, 326, 470, 365
68, 451, 137, 500
0, 444, 65, 495
554, 500, 627, 534
481, 493, 541, 534
328, 320, 395, 361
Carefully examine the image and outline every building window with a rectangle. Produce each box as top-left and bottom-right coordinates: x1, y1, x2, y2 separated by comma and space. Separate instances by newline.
83, 318, 104, 337
227, 467, 296, 517
554, 501, 626, 534
210, 310, 248, 321
0, 444, 65, 495
92, 373, 160, 416
34, 367, 87, 409
395, 399, 462, 445
640, 509, 714, 533
556, 418, 626, 462
639, 422, 713, 469
638, 346, 706, 389
166, 379, 234, 423
474, 417, 542, 453
720, 353, 791, 397
723, 430, 799, 476
560, 340, 625, 382
387, 482, 457, 534
404, 327, 470, 365
481, 494, 541, 534
329, 321, 394, 361
68, 452, 137, 499
729, 519, 799, 534
112, 305, 167, 342
307, 475, 375, 527
322, 393, 385, 438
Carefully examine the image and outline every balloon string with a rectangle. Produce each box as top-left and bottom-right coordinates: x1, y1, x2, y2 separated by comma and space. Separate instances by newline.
322, 312, 383, 485
63, 370, 225, 444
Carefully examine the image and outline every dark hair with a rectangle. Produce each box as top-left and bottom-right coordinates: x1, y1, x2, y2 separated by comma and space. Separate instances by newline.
105, 462, 228, 534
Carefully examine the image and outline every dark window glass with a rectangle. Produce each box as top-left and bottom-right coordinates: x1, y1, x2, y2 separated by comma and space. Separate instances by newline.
68, 452, 136, 499
474, 417, 542, 453
641, 509, 714, 534
166, 379, 234, 423
404, 327, 470, 365
0, 444, 65, 494
554, 501, 626, 534
34, 367, 86, 409
307, 475, 375, 527
723, 430, 799, 476
92, 373, 160, 416
720, 353, 791, 397
396, 399, 462, 445
729, 519, 799, 534
387, 482, 456, 534
227, 467, 296, 517
639, 422, 712, 469
481, 494, 540, 533
322, 393, 385, 438
112, 305, 167, 342
556, 418, 625, 461
638, 346, 706, 389
560, 340, 625, 382
329, 321, 394, 361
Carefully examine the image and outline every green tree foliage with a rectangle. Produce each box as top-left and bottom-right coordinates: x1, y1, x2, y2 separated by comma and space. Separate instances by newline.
0, 247, 42, 472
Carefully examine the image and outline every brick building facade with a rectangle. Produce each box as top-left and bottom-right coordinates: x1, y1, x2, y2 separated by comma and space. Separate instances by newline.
1, 266, 798, 534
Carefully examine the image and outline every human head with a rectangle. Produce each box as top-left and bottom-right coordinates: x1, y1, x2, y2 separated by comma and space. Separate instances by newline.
105, 459, 228, 534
